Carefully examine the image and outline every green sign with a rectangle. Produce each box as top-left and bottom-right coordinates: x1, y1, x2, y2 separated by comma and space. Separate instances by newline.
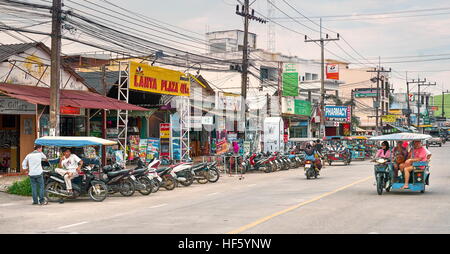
294, 100, 311, 116
282, 72, 299, 96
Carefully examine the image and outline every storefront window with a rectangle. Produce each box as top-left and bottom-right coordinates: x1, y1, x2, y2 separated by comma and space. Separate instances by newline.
289, 126, 307, 138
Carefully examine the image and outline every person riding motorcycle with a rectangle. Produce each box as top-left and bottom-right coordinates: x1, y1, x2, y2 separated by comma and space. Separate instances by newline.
304, 143, 322, 171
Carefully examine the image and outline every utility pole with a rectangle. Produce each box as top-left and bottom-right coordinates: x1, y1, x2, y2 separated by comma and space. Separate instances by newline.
367, 64, 391, 135
406, 77, 426, 128
442, 90, 450, 118
304, 18, 339, 138
49, 0, 62, 136
236, 1, 267, 139
417, 81, 436, 130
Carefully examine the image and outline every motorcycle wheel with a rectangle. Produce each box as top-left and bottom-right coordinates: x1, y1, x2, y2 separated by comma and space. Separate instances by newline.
196, 171, 209, 184
376, 174, 384, 195
137, 177, 153, 195
328, 161, 332, 166
151, 178, 160, 193
179, 171, 194, 187
119, 179, 135, 197
88, 182, 108, 202
163, 175, 177, 190
45, 181, 65, 202
264, 164, 272, 173
207, 168, 220, 183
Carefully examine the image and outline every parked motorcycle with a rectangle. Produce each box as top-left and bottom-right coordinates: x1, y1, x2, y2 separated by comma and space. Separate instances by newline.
43, 162, 108, 202
101, 163, 136, 196
241, 153, 274, 173
147, 159, 177, 191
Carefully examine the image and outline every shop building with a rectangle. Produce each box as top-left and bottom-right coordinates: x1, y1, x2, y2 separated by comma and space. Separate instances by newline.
0, 43, 145, 173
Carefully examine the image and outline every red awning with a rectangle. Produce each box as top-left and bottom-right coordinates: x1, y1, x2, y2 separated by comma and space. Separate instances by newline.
0, 83, 148, 111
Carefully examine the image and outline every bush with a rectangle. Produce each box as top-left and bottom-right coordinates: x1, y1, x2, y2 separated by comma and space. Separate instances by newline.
7, 177, 32, 196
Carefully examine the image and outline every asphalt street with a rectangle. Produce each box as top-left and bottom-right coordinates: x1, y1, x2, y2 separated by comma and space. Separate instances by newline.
1, 143, 449, 234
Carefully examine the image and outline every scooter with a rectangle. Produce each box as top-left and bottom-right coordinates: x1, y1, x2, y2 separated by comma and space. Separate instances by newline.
101, 163, 136, 196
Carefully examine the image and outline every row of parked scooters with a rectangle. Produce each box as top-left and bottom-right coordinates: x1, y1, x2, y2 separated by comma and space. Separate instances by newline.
240, 152, 304, 173
43, 157, 220, 202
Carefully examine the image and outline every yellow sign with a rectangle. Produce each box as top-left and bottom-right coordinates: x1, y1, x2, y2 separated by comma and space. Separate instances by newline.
388, 109, 402, 115
129, 61, 190, 96
381, 115, 398, 123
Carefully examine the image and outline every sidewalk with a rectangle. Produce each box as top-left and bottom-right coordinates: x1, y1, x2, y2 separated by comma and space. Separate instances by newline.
0, 175, 27, 192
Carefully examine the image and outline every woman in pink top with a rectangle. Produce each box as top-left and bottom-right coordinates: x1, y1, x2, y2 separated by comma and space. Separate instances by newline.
399, 140, 428, 189
375, 141, 391, 159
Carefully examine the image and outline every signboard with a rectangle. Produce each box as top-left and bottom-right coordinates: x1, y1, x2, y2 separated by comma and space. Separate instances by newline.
326, 64, 339, 80
129, 61, 190, 96
354, 88, 378, 98
408, 94, 415, 102
381, 115, 398, 123
60, 106, 80, 115
160, 123, 170, 139
325, 106, 351, 122
0, 97, 35, 114
190, 116, 214, 129
282, 63, 299, 96
294, 100, 311, 116
282, 98, 295, 114
216, 92, 241, 111
282, 98, 311, 116
215, 138, 228, 155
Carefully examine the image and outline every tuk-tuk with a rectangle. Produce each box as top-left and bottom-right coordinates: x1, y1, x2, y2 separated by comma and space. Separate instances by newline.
323, 136, 352, 165
348, 136, 368, 161
369, 133, 431, 195
35, 136, 117, 202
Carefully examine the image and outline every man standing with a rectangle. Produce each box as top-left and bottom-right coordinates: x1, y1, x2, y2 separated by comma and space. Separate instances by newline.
55, 148, 83, 195
22, 145, 48, 205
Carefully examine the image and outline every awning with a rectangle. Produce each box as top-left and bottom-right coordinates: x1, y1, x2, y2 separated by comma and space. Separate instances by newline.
0, 83, 148, 111
35, 136, 117, 147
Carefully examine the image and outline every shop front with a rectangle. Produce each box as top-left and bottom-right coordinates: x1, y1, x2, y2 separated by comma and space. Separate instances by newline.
0, 96, 36, 173
0, 82, 147, 173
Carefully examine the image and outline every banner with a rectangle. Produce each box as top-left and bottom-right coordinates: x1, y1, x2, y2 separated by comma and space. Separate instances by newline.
282, 63, 299, 96
216, 92, 241, 111
326, 64, 339, 80
160, 123, 170, 139
129, 61, 190, 96
281, 98, 295, 114
381, 115, 398, 123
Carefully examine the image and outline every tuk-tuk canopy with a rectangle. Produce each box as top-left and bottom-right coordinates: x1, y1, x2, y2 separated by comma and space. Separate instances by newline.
288, 138, 318, 142
369, 133, 432, 141
350, 136, 368, 140
35, 136, 117, 147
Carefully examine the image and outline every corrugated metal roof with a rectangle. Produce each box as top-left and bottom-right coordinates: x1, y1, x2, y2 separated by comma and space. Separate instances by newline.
0, 42, 37, 62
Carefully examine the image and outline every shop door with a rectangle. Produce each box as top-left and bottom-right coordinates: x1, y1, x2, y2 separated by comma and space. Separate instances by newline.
60, 117, 75, 136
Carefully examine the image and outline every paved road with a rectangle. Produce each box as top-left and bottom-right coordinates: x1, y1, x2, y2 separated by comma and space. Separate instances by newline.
1, 144, 449, 234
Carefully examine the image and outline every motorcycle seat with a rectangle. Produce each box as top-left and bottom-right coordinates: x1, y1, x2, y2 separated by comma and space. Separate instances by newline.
107, 169, 129, 178
156, 167, 171, 174
132, 168, 147, 175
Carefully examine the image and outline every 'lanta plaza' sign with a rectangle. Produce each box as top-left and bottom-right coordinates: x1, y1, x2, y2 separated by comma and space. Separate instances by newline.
129, 61, 190, 96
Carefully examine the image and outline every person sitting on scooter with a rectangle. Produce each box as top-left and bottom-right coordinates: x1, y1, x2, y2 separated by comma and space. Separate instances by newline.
399, 141, 428, 189
375, 141, 391, 159
55, 148, 83, 195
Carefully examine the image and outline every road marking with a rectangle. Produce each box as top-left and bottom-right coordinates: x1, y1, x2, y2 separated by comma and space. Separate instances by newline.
227, 175, 373, 234
148, 203, 168, 209
0, 203, 15, 207
207, 192, 219, 196
57, 221, 88, 230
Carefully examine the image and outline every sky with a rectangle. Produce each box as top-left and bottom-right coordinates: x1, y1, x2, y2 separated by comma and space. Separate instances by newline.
2, 0, 450, 95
